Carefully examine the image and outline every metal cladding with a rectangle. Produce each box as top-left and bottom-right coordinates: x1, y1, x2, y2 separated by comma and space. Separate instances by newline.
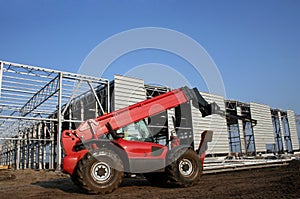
192, 92, 229, 155
113, 75, 146, 110
287, 110, 300, 150
250, 103, 274, 152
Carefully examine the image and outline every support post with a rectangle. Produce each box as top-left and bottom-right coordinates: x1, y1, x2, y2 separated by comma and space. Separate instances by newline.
56, 72, 63, 171
107, 80, 110, 113
237, 107, 245, 154
15, 139, 19, 169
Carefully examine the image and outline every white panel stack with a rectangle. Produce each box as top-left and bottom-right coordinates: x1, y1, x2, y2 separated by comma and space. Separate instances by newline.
191, 92, 229, 154
250, 103, 274, 152
113, 75, 146, 110
287, 110, 299, 151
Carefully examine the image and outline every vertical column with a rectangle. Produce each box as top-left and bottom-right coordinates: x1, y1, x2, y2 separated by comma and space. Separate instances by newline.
106, 80, 110, 113
16, 138, 20, 170
26, 130, 30, 169
9, 141, 12, 167
32, 126, 36, 169
0, 146, 3, 165
37, 124, 41, 169
69, 107, 73, 129
42, 123, 46, 169
21, 135, 24, 169
237, 107, 245, 154
56, 72, 63, 170
51, 140, 55, 169
49, 122, 55, 169
80, 100, 84, 121
5, 145, 7, 165
4, 143, 8, 166
43, 143, 46, 169
28, 130, 30, 169
278, 112, 286, 152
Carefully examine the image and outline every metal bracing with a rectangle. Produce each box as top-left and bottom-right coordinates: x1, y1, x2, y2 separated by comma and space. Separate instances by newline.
145, 84, 169, 98
271, 109, 284, 154
20, 75, 60, 117
280, 111, 293, 153
228, 123, 241, 153
225, 101, 241, 153
0, 60, 110, 170
225, 100, 256, 155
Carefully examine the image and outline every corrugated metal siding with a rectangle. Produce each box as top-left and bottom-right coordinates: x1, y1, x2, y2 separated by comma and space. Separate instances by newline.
191, 92, 229, 154
113, 75, 146, 110
287, 110, 299, 151
250, 103, 274, 152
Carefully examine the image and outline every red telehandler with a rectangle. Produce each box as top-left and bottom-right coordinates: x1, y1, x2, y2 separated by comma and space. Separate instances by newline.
61, 86, 221, 194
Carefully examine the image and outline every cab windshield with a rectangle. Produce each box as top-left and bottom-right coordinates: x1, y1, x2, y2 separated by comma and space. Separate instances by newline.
117, 120, 154, 142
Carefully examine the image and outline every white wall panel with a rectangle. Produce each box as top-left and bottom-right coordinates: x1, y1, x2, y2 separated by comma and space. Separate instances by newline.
250, 103, 274, 152
287, 110, 299, 151
113, 75, 146, 110
192, 92, 229, 154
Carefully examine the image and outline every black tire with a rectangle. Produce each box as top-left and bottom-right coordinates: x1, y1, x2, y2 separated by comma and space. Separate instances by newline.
70, 172, 81, 186
144, 172, 169, 187
75, 148, 124, 194
166, 149, 202, 187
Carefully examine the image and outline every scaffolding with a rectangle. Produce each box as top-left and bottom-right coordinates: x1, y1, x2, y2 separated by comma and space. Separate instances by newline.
0, 61, 109, 170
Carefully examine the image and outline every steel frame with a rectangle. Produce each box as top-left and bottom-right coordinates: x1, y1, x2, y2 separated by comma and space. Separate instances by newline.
278, 110, 293, 153
0, 61, 109, 170
271, 109, 284, 154
225, 100, 256, 155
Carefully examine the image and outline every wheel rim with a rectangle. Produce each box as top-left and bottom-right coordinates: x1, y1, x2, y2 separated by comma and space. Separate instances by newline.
91, 162, 112, 183
179, 158, 194, 177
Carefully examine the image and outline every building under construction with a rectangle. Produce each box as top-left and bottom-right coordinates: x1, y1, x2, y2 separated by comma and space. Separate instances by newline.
0, 61, 299, 170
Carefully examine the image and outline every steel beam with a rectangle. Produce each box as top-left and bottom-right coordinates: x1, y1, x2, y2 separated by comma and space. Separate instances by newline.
88, 81, 104, 115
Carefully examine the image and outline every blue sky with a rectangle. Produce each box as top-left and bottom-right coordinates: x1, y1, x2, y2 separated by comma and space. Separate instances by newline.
0, 0, 300, 113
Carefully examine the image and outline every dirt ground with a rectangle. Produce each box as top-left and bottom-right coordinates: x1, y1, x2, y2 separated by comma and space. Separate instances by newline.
0, 160, 299, 199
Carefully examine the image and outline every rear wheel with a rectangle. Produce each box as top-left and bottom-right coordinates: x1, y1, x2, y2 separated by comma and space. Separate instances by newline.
166, 149, 202, 187
74, 148, 124, 194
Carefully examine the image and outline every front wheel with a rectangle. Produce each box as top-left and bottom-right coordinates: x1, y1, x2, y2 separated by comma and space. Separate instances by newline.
74, 148, 124, 194
166, 149, 202, 187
